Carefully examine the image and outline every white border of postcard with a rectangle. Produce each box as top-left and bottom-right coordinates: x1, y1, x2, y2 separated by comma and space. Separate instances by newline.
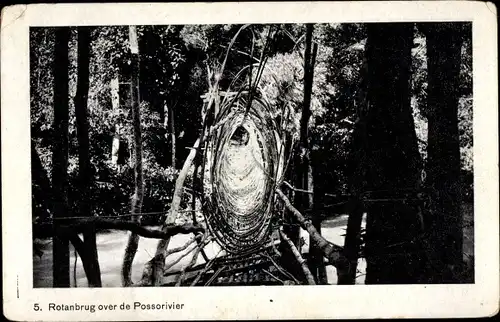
2, 1, 498, 320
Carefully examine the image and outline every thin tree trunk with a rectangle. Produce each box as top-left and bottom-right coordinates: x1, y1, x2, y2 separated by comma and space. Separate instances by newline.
309, 163, 327, 284
110, 75, 120, 167
170, 103, 176, 168
74, 26, 102, 287
122, 25, 143, 287
421, 23, 464, 283
363, 23, 424, 284
282, 25, 315, 280
301, 24, 325, 283
292, 24, 314, 246
191, 151, 201, 225
52, 27, 71, 288
159, 99, 167, 168
338, 200, 364, 284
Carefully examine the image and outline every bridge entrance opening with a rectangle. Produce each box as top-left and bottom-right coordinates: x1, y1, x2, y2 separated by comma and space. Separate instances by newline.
230, 125, 250, 146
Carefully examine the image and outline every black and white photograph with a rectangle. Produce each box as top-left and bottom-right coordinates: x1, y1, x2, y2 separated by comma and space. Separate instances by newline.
30, 21, 475, 287
2, 2, 498, 320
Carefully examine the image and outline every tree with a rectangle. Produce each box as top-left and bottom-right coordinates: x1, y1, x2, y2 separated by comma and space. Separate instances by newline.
52, 27, 71, 288
420, 22, 465, 283
299, 24, 327, 284
74, 26, 102, 287
168, 102, 176, 168
362, 23, 424, 284
122, 25, 144, 286
338, 49, 369, 285
279, 24, 313, 280
110, 75, 121, 167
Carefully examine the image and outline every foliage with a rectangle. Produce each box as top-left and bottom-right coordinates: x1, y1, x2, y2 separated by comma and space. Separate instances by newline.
30, 27, 55, 176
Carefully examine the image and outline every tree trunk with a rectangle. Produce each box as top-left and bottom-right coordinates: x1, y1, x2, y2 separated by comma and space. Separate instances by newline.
338, 52, 370, 285
169, 103, 176, 168
74, 26, 102, 287
309, 163, 327, 284
122, 25, 144, 287
363, 23, 424, 284
421, 23, 464, 283
311, 162, 328, 284
191, 147, 202, 225
52, 27, 71, 288
292, 24, 314, 246
110, 75, 120, 167
159, 99, 167, 168
337, 199, 364, 284
283, 24, 316, 280
299, 24, 325, 284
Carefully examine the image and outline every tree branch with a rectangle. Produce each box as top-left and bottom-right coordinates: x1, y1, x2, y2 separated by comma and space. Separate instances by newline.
176, 235, 211, 286
138, 233, 203, 286
279, 229, 315, 285
45, 219, 204, 240
276, 189, 347, 269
